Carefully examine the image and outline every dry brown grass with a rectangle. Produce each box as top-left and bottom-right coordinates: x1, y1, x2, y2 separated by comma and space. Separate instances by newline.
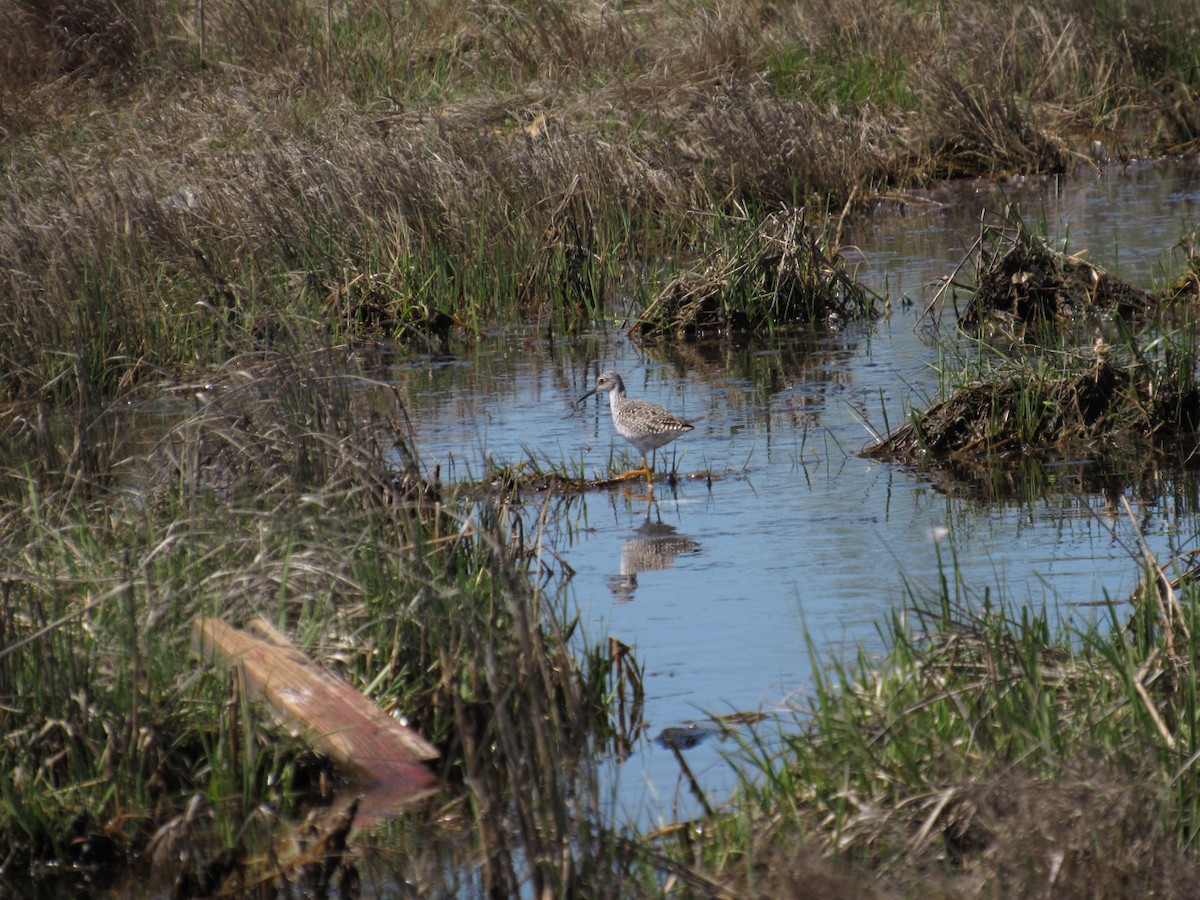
2, 1, 1197, 410
704, 768, 1200, 899
942, 772, 1200, 899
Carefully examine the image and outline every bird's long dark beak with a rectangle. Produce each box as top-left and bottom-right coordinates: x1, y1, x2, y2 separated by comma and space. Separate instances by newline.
576, 387, 598, 406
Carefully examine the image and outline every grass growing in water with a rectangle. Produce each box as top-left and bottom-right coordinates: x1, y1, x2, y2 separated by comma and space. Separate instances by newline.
870, 218, 1200, 466
5, 0, 1200, 892
630, 209, 881, 340
866, 331, 1200, 463
666, 546, 1200, 896
0, 343, 639, 893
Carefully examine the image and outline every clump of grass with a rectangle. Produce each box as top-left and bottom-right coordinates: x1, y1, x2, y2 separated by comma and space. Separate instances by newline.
1164, 233, 1200, 304
630, 209, 880, 340
665, 546, 1200, 896
864, 329, 1200, 464
873, 218, 1200, 465
0, 0, 152, 94
920, 84, 1071, 178
904, 1, 1200, 175
0, 342, 641, 892
944, 219, 1156, 334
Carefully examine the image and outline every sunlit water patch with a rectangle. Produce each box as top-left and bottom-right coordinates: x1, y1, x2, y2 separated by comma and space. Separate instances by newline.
387, 160, 1200, 825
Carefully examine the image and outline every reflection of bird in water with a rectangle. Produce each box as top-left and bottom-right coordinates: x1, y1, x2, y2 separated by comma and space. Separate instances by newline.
609, 507, 702, 602
577, 370, 694, 482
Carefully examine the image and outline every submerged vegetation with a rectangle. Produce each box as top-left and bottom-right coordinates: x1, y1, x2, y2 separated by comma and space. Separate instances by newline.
4, 0, 1200, 895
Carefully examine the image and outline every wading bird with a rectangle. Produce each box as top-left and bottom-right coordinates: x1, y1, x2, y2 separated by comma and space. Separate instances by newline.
577, 370, 694, 482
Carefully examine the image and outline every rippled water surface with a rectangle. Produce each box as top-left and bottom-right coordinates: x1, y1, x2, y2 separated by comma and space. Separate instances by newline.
391, 160, 1200, 823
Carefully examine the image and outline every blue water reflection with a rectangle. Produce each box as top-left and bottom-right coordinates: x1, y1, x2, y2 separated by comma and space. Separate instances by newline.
396, 160, 1200, 825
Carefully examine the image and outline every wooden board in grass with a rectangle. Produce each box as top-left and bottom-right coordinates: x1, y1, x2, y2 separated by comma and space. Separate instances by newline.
192, 617, 439, 822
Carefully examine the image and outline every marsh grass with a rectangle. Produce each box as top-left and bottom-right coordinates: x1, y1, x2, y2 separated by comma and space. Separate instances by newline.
6, 0, 1200, 892
1165, 234, 1200, 303
5, 1, 1199, 411
872, 213, 1200, 466
478, 447, 698, 494
665, 546, 1200, 897
630, 208, 881, 340
0, 342, 641, 892
866, 308, 1200, 464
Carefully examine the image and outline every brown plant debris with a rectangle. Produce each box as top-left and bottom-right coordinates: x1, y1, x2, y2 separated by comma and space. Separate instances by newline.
864, 355, 1200, 464
915, 81, 1073, 180
937, 772, 1200, 899
1162, 234, 1200, 304
955, 222, 1155, 332
629, 210, 880, 340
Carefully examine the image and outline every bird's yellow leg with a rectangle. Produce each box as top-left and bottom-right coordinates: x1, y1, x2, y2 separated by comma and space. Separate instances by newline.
616, 454, 656, 482
617, 466, 653, 481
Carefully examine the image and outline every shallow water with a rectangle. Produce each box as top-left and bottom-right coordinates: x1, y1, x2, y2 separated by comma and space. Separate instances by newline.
386, 160, 1200, 825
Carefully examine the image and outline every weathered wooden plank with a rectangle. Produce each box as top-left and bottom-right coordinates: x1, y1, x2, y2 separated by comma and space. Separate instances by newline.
191, 617, 439, 817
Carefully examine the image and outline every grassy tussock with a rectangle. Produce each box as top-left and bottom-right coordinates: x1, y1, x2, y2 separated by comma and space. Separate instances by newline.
865, 342, 1200, 463
630, 209, 881, 339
